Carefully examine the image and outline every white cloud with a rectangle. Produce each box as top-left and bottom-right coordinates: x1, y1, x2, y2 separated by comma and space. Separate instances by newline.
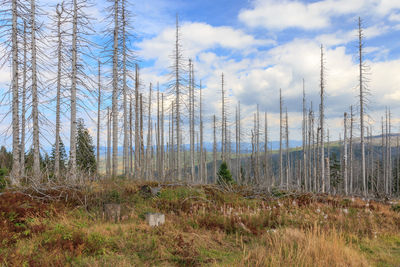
239, 0, 400, 31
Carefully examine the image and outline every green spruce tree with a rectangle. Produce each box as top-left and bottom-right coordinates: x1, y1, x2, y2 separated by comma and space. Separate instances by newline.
217, 161, 235, 185
76, 119, 96, 173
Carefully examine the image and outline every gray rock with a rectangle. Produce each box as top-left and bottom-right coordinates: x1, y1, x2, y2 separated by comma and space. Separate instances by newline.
146, 213, 165, 227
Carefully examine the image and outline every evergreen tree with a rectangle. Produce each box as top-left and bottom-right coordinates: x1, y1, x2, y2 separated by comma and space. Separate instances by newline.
330, 153, 342, 190
217, 161, 235, 185
50, 139, 67, 172
76, 119, 96, 173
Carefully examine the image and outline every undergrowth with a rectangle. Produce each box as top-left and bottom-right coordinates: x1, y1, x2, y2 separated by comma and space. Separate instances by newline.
1, 179, 400, 266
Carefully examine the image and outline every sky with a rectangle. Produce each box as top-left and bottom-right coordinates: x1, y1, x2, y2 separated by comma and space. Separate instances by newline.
2, 0, 400, 152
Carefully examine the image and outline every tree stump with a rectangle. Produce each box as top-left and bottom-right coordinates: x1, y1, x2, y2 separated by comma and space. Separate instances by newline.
146, 213, 165, 227
103, 203, 121, 223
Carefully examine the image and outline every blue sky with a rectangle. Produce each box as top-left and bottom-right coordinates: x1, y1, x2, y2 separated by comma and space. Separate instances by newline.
2, 0, 400, 151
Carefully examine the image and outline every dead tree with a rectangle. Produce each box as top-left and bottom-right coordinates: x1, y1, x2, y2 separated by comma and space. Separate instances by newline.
96, 60, 101, 176
349, 106, 354, 194
302, 79, 307, 191
20, 21, 27, 178
134, 64, 140, 178
213, 115, 217, 183
10, 0, 20, 183
279, 89, 283, 187
199, 81, 204, 183
285, 107, 290, 189
111, 0, 119, 178
106, 107, 111, 177
320, 45, 326, 193
221, 73, 226, 162
358, 17, 368, 197
343, 112, 348, 195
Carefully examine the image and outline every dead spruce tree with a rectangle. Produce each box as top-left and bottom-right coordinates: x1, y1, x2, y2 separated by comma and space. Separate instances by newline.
69, 0, 93, 180
50, 3, 68, 179
20, 21, 27, 178
279, 89, 283, 187
358, 17, 369, 197
320, 45, 326, 193
167, 14, 186, 181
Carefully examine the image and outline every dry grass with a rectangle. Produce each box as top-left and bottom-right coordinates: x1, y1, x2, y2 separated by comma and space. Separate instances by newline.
1, 180, 400, 266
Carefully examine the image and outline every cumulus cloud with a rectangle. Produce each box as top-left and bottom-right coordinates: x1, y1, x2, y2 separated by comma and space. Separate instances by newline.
239, 0, 400, 30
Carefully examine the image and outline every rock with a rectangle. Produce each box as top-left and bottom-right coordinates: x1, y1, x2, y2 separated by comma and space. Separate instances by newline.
146, 213, 165, 227
103, 203, 121, 223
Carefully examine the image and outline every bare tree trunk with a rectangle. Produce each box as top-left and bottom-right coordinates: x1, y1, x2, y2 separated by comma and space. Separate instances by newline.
134, 64, 140, 179
161, 93, 165, 181
199, 82, 204, 183
213, 115, 217, 183
385, 109, 388, 194
106, 107, 111, 177
344, 112, 348, 195
55, 5, 64, 178
349, 106, 354, 194
256, 104, 260, 184
111, 0, 119, 178
157, 85, 160, 180
96, 60, 101, 176
279, 89, 283, 187
122, 0, 128, 177
140, 93, 144, 179
302, 79, 307, 191
285, 108, 289, 190
20, 21, 27, 178
221, 73, 225, 162
146, 84, 152, 180
320, 45, 325, 193
174, 15, 182, 181
264, 112, 268, 186
238, 102, 241, 184
307, 107, 312, 191
381, 117, 385, 193
69, 0, 79, 180
129, 94, 133, 177
31, 0, 40, 180
389, 108, 392, 195
11, 0, 20, 183
358, 17, 367, 197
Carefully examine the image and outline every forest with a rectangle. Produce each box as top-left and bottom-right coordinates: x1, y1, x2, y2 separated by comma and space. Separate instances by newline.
1, 0, 400, 266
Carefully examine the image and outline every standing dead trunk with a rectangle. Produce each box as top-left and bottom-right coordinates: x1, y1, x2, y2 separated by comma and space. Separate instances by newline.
358, 17, 367, 197
96, 60, 101, 176
106, 107, 111, 177
343, 112, 348, 195
20, 21, 27, 178
264, 112, 268, 186
302, 79, 307, 191
31, 0, 40, 180
161, 93, 165, 181
174, 15, 182, 181
122, 0, 128, 177
213, 115, 217, 184
69, 0, 80, 180
285, 108, 290, 190
221, 73, 225, 162
279, 89, 283, 187
55, 5, 64, 178
134, 64, 140, 179
320, 45, 325, 193
11, 0, 20, 183
349, 106, 354, 194
199, 81, 204, 183
111, 0, 119, 178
